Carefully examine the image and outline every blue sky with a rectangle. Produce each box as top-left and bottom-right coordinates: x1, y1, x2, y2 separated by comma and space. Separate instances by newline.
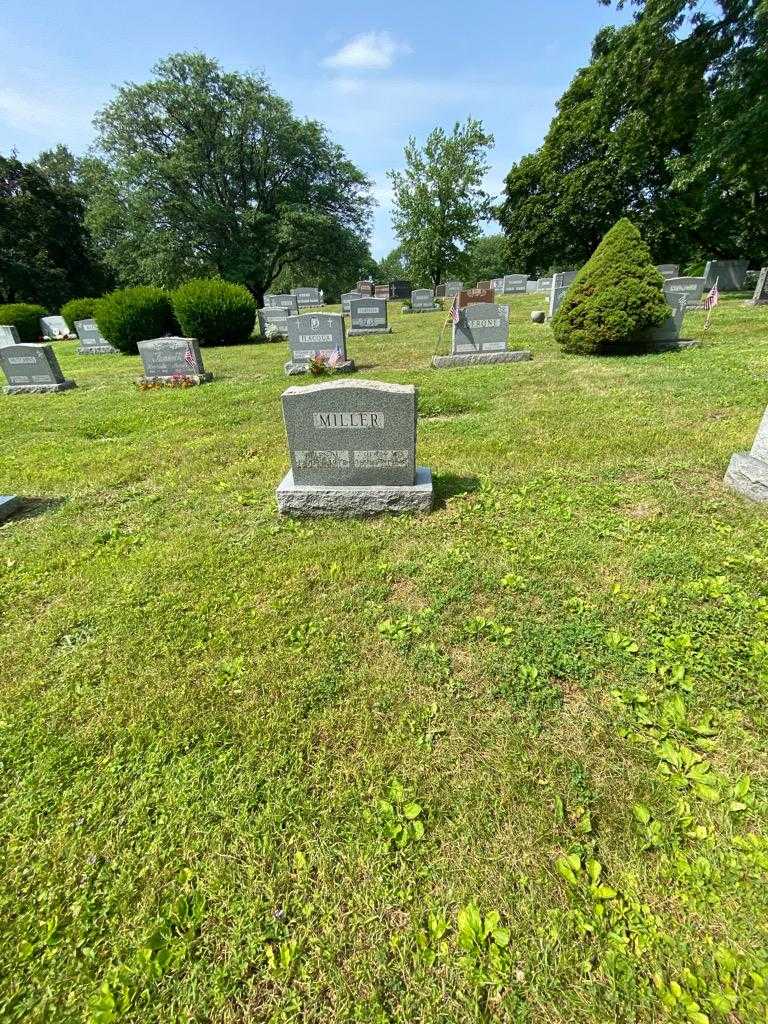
1, 0, 634, 259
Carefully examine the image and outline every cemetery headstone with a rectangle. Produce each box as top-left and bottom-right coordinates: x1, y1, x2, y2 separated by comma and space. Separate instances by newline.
406, 288, 440, 313
526, 280, 538, 293
75, 319, 118, 355
40, 315, 72, 340
492, 277, 505, 293
293, 287, 322, 308
0, 495, 21, 521
349, 297, 391, 336
389, 280, 412, 300
137, 337, 212, 384
432, 302, 532, 369
458, 287, 495, 308
341, 291, 362, 315
265, 293, 299, 313
644, 281, 700, 350
444, 280, 463, 297
704, 259, 749, 292
258, 306, 291, 337
435, 284, 447, 298
503, 274, 528, 294
0, 343, 76, 394
0, 325, 20, 348
277, 378, 433, 516
536, 277, 553, 293
656, 264, 679, 279
548, 271, 578, 318
476, 280, 493, 291
374, 284, 390, 299
285, 313, 354, 376
748, 267, 768, 306
664, 276, 706, 312
357, 281, 374, 296
724, 406, 768, 502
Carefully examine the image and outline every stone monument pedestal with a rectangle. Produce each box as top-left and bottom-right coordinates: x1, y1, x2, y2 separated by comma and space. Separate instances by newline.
0, 495, 21, 521
432, 350, 532, 369
724, 453, 768, 502
78, 345, 119, 356
284, 359, 355, 377
646, 339, 700, 352
138, 371, 213, 385
348, 326, 392, 337
277, 466, 434, 517
4, 380, 76, 395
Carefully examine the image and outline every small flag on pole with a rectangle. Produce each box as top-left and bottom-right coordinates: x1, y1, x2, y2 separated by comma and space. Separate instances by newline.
703, 277, 719, 332
449, 292, 460, 325
183, 343, 196, 368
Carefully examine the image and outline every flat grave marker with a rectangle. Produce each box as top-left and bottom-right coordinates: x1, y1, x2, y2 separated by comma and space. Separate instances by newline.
277, 378, 433, 516
137, 337, 212, 384
0, 343, 76, 394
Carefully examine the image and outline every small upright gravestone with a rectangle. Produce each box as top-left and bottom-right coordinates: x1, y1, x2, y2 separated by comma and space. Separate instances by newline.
476, 280, 493, 291
492, 277, 504, 293
341, 291, 362, 314
435, 284, 447, 298
664, 277, 706, 311
258, 306, 291, 337
357, 281, 374, 296
349, 297, 391, 336
536, 277, 552, 293
406, 288, 440, 313
656, 264, 679, 279
293, 287, 322, 308
40, 315, 72, 340
0, 495, 21, 521
277, 379, 433, 516
137, 337, 212, 385
285, 313, 354, 376
388, 280, 412, 300
704, 259, 749, 292
75, 319, 118, 355
748, 268, 768, 306
644, 280, 701, 351
0, 325, 20, 348
458, 287, 494, 308
374, 284, 390, 299
444, 281, 463, 298
503, 274, 528, 294
724, 407, 768, 502
548, 271, 578, 318
432, 302, 532, 369
265, 293, 300, 314
0, 344, 76, 394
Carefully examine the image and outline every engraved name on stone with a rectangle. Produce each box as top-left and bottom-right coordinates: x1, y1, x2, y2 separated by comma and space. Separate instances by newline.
353, 450, 408, 468
313, 411, 384, 429
295, 450, 350, 469
467, 318, 502, 329
298, 334, 334, 345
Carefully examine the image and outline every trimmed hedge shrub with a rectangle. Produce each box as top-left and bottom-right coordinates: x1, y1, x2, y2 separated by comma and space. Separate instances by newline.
171, 278, 256, 345
93, 287, 174, 354
552, 219, 669, 355
60, 297, 99, 327
0, 303, 47, 343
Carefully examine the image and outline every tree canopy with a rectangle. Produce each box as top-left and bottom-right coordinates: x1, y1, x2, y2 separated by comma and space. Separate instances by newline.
388, 119, 494, 290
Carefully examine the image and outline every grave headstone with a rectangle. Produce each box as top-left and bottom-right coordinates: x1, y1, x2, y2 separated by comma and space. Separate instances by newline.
748, 267, 768, 306
285, 312, 354, 376
0, 343, 76, 394
407, 288, 440, 313
458, 287, 495, 308
435, 284, 447, 298
656, 264, 679, 279
40, 315, 72, 340
444, 280, 463, 297
75, 319, 118, 355
293, 287, 322, 308
357, 281, 374, 296
432, 302, 532, 369
526, 281, 538, 293
644, 281, 700, 350
349, 297, 391, 336
389, 280, 412, 300
0, 495, 21, 521
536, 277, 553, 293
492, 277, 505, 293
725, 406, 768, 502
374, 284, 390, 299
0, 325, 20, 348
265, 293, 299, 313
503, 274, 528, 294
137, 337, 212, 384
548, 271, 578, 318
704, 259, 749, 292
664, 276, 706, 312
277, 379, 433, 516
476, 280, 493, 291
341, 291, 362, 314
258, 306, 291, 337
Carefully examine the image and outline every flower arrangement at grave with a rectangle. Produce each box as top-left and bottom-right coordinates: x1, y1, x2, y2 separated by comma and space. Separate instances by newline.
135, 373, 198, 390
308, 349, 344, 376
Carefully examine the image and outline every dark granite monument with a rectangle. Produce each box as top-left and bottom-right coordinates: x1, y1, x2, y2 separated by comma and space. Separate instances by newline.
0, 344, 76, 394
432, 302, 532, 369
285, 313, 354, 376
349, 297, 391, 336
137, 337, 212, 384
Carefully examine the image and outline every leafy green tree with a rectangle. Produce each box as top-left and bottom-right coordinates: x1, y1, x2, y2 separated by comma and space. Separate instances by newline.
88, 52, 373, 305
0, 150, 110, 308
375, 245, 412, 284
552, 218, 668, 354
465, 234, 509, 283
388, 119, 494, 290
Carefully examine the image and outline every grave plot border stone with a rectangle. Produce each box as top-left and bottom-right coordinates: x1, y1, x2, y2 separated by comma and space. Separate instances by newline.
724, 406, 768, 502
348, 297, 392, 336
75, 319, 119, 355
276, 379, 433, 517
0, 496, 22, 521
136, 337, 213, 385
1, 343, 76, 394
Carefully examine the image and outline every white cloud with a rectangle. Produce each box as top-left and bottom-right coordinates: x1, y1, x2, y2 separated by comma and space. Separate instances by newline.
323, 32, 411, 71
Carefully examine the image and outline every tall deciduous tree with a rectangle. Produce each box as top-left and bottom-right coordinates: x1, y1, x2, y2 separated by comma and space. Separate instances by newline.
88, 53, 374, 305
388, 120, 494, 290
465, 234, 510, 283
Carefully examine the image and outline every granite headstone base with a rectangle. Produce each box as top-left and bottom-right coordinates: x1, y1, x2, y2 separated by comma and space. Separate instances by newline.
137, 372, 213, 385
431, 350, 533, 369
4, 380, 76, 395
724, 453, 768, 503
403, 305, 441, 313
0, 495, 21, 521
277, 466, 434, 517
284, 359, 355, 377
646, 339, 700, 352
348, 326, 392, 336
77, 345, 119, 356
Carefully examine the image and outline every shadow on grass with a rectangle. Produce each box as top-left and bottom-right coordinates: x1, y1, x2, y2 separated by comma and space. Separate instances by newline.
5, 497, 67, 522
431, 473, 481, 508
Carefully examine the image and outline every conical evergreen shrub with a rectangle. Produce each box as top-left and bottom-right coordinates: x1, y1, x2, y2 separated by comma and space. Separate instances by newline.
552, 219, 669, 354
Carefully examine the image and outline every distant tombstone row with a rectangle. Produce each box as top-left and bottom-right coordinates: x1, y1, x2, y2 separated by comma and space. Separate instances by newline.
293, 287, 323, 308
277, 379, 433, 516
285, 313, 353, 376
138, 337, 212, 384
748, 268, 768, 306
349, 297, 391, 336
432, 302, 532, 369
0, 344, 76, 394
704, 260, 748, 292
75, 319, 118, 355
502, 274, 528, 294
406, 288, 440, 313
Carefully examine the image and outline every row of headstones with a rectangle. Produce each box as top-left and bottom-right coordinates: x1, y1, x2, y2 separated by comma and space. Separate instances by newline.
0, 318, 117, 355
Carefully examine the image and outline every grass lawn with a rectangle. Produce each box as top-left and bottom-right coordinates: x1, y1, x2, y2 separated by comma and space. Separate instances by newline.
2, 293, 768, 1023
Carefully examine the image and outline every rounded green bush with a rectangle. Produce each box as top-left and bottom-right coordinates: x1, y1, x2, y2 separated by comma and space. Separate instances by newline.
0, 303, 47, 343
171, 278, 256, 345
93, 287, 174, 354
60, 297, 99, 327
552, 218, 669, 355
